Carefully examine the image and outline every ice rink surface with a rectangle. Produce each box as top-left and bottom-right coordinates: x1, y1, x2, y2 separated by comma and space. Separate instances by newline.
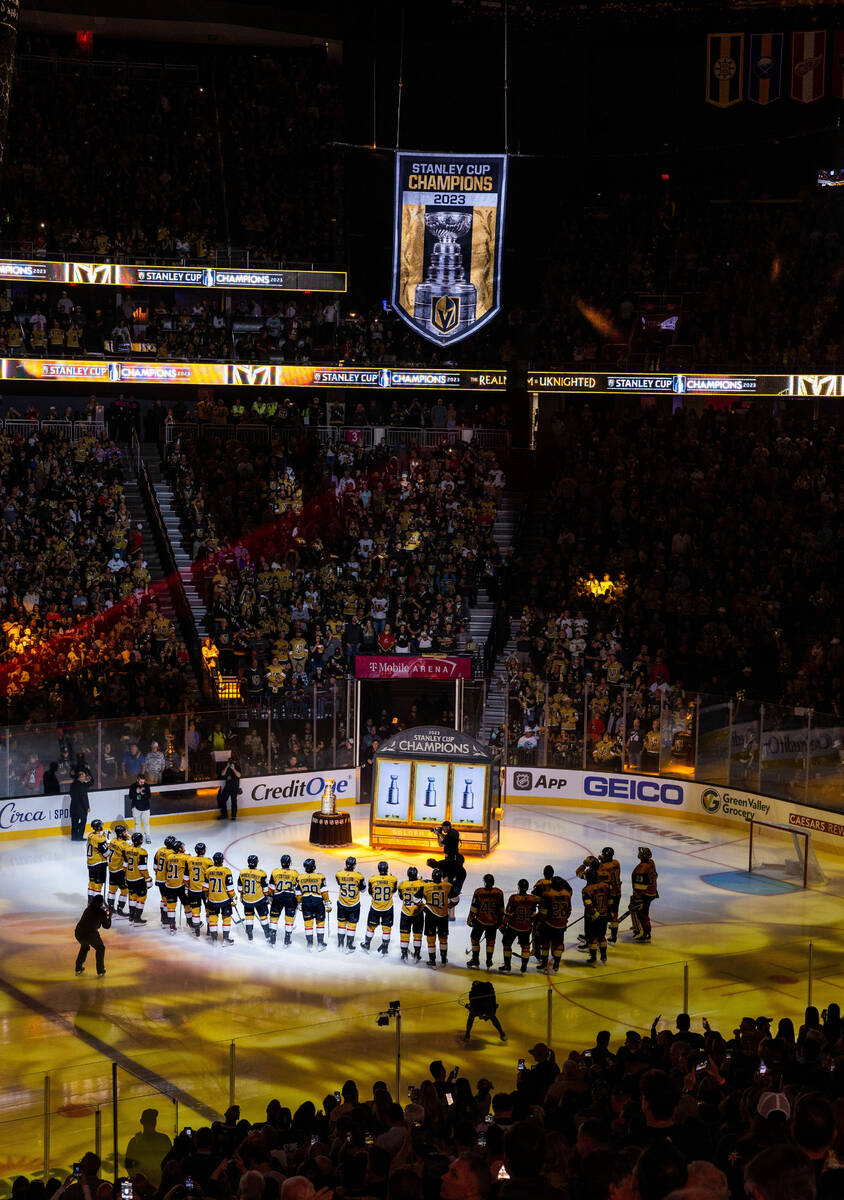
1, 801, 843, 1184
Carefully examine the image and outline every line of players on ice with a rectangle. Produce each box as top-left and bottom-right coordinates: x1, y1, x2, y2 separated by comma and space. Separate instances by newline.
84, 822, 659, 971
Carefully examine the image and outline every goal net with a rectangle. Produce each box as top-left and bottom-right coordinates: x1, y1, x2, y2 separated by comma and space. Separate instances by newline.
748, 818, 825, 888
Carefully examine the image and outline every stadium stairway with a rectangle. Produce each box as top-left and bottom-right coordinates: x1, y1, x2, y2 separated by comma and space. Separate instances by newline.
469, 493, 520, 745
467, 494, 519, 652
143, 443, 209, 639
122, 463, 178, 625
479, 618, 516, 745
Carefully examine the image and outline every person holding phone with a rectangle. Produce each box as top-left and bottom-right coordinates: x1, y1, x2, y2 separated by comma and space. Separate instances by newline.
124, 1108, 172, 1187
62, 1152, 103, 1200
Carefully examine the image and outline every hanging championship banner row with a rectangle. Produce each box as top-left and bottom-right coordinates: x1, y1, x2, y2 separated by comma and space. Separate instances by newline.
706, 29, 844, 107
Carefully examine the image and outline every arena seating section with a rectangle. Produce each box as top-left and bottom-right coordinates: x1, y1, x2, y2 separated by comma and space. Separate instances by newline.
505, 406, 842, 765
0, 427, 196, 738
166, 432, 506, 705
11, 1004, 844, 1200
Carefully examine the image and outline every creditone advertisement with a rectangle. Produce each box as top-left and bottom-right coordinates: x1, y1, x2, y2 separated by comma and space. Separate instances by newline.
504, 767, 844, 849
355, 655, 472, 680
0, 358, 506, 391
0, 767, 358, 839
0, 258, 347, 292
391, 151, 507, 347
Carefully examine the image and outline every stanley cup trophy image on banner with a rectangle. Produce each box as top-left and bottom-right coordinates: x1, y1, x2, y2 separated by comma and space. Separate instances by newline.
391, 151, 507, 347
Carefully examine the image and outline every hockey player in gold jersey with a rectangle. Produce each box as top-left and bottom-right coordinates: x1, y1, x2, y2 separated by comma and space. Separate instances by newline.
298, 857, 330, 951
420, 868, 453, 968
163, 840, 190, 935
397, 867, 424, 962
185, 843, 213, 938
361, 861, 398, 956
238, 855, 271, 942
107, 823, 131, 914
204, 851, 235, 944
124, 832, 151, 925
335, 856, 366, 953
153, 836, 176, 926
267, 854, 299, 946
86, 819, 109, 901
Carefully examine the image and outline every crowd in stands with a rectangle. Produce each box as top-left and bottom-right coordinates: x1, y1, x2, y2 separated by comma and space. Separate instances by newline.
13, 1004, 844, 1199
166, 433, 506, 709
1, 42, 342, 268
520, 186, 844, 372
0, 285, 507, 371
503, 404, 842, 768
0, 427, 198, 731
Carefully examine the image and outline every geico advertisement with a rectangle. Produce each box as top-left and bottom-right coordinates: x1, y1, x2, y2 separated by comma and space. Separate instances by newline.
506, 767, 685, 807
0, 768, 358, 838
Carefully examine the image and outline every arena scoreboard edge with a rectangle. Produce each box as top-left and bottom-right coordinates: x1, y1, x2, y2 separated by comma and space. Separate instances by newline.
0, 258, 347, 293
0, 358, 507, 390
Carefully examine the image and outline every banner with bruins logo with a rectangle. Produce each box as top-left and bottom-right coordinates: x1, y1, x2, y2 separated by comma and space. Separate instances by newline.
391, 151, 507, 347
705, 32, 745, 107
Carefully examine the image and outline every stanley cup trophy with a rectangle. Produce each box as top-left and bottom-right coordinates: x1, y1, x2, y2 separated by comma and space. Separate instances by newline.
414, 212, 477, 340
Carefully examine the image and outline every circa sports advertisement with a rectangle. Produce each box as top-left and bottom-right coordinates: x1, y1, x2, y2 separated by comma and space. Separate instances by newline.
391, 151, 507, 347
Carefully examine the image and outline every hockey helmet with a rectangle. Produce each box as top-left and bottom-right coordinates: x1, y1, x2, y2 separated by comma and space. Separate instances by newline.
431, 868, 443, 883
543, 864, 554, 879
91, 818, 103, 832
213, 852, 225, 866
601, 847, 615, 862
407, 866, 418, 881
483, 873, 495, 889
280, 854, 292, 868
131, 832, 143, 847
164, 835, 177, 849
378, 860, 389, 875
195, 842, 206, 856
345, 856, 357, 870
247, 854, 259, 869
303, 857, 316, 873
114, 824, 127, 838
517, 878, 529, 893
638, 846, 652, 862
173, 841, 185, 853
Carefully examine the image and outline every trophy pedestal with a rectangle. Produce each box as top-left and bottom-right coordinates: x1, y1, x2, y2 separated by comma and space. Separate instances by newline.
309, 810, 353, 847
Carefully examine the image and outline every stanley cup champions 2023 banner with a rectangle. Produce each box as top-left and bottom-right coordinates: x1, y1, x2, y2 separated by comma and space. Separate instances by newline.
391, 152, 507, 347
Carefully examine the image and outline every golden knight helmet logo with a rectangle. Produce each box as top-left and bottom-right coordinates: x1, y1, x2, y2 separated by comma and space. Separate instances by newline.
432, 295, 459, 333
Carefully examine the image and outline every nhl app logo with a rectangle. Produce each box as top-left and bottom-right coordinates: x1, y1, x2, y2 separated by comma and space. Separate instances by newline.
512, 771, 533, 791
700, 788, 721, 814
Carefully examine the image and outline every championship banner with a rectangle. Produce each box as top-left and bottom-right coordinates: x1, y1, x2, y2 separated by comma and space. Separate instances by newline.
832, 30, 844, 100
747, 32, 784, 104
391, 151, 507, 347
706, 33, 745, 107
791, 31, 827, 103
